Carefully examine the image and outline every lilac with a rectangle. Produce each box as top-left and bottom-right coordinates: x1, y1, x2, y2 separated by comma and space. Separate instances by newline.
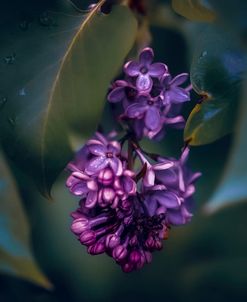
66, 133, 137, 210
124, 47, 167, 91
108, 80, 138, 109
66, 46, 201, 273
106, 47, 191, 140
143, 147, 201, 225
86, 132, 123, 176
161, 73, 190, 105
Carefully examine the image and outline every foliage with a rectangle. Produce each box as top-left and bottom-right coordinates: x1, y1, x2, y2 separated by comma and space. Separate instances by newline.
0, 0, 247, 301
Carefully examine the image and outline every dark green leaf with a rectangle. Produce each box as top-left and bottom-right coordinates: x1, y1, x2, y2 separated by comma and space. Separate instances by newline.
172, 0, 215, 22
0, 151, 51, 289
184, 26, 247, 145
0, 1, 137, 197
209, 0, 247, 47
205, 80, 247, 212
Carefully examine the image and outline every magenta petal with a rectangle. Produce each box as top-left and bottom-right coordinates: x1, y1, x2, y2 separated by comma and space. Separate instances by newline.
144, 168, 155, 187
149, 63, 167, 77
153, 161, 174, 170
136, 75, 152, 91
170, 73, 188, 86
67, 176, 88, 196
108, 141, 121, 154
155, 191, 181, 208
123, 177, 136, 194
167, 210, 185, 225
164, 115, 185, 125
88, 144, 106, 156
145, 106, 161, 130
109, 158, 123, 176
85, 156, 108, 175
125, 103, 147, 118
168, 88, 190, 103
108, 87, 125, 103
85, 191, 98, 208
124, 61, 140, 76
139, 47, 154, 65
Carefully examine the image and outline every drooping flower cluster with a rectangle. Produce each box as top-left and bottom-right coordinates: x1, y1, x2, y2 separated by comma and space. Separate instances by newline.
66, 47, 200, 272
108, 47, 190, 140
66, 132, 200, 272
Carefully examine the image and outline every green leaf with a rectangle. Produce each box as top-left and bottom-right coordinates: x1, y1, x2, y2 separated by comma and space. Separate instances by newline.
0, 1, 137, 197
9, 166, 119, 301
184, 26, 247, 145
205, 80, 247, 212
208, 0, 247, 47
172, 0, 215, 22
0, 151, 51, 289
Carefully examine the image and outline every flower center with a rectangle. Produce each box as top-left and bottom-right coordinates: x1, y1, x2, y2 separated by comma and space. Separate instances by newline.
140, 66, 148, 74
148, 100, 154, 106
125, 87, 137, 101
106, 152, 113, 158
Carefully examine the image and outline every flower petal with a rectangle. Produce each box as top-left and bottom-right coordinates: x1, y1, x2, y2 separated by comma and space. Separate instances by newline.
139, 47, 154, 65
88, 144, 106, 156
168, 87, 190, 103
124, 61, 140, 76
153, 161, 174, 171
123, 177, 136, 195
109, 158, 123, 176
136, 75, 152, 91
108, 141, 121, 155
149, 63, 167, 77
85, 191, 98, 208
108, 87, 126, 103
170, 73, 188, 86
155, 191, 181, 208
66, 176, 88, 196
85, 156, 108, 175
125, 103, 147, 118
145, 106, 161, 130
143, 168, 155, 187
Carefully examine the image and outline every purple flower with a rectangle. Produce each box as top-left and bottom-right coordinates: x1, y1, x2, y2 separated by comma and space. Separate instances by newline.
125, 95, 163, 131
70, 197, 169, 273
124, 48, 167, 91
108, 80, 138, 110
144, 147, 201, 225
85, 132, 123, 176
161, 73, 190, 105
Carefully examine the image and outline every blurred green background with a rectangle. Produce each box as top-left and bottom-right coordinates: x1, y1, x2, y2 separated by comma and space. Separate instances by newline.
1, 0, 247, 301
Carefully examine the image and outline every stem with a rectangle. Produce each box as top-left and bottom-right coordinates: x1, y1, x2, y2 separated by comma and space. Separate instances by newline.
127, 139, 134, 170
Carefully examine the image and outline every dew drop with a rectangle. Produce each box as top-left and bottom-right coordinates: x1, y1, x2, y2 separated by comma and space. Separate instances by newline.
39, 12, 55, 27
8, 116, 16, 128
200, 51, 208, 59
19, 88, 26, 96
3, 53, 16, 65
0, 96, 7, 109
19, 20, 30, 31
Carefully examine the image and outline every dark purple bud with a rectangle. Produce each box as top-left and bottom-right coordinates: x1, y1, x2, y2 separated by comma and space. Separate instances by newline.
113, 245, 128, 261
79, 230, 96, 246
130, 250, 141, 263
87, 242, 105, 255
105, 234, 120, 249
145, 235, 155, 249
98, 168, 114, 186
71, 218, 89, 235
122, 262, 134, 273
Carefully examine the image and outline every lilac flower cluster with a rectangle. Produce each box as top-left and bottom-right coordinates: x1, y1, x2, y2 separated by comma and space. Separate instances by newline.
66, 133, 200, 272
66, 47, 200, 272
108, 48, 190, 140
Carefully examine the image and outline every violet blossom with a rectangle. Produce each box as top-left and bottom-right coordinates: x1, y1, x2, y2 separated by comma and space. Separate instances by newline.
66, 47, 201, 273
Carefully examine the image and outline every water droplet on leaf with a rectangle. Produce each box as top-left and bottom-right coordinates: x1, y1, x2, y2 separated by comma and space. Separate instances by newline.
0, 96, 7, 109
3, 53, 16, 65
